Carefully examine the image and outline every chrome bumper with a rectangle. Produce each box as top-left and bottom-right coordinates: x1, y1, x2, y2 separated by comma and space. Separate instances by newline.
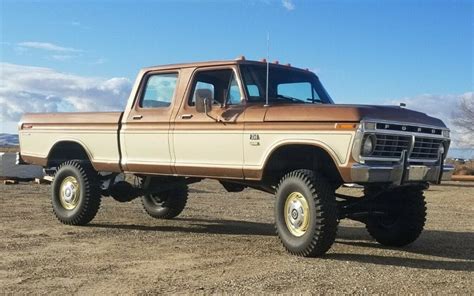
351, 162, 454, 184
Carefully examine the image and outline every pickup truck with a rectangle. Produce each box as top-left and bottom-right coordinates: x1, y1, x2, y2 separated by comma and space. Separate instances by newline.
18, 57, 454, 257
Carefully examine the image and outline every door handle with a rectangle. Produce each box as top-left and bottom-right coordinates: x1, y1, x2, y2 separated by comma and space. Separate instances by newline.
132, 115, 143, 120
181, 114, 193, 119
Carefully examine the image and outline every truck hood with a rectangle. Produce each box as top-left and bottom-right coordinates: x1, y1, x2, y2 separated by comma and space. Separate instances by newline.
263, 104, 446, 128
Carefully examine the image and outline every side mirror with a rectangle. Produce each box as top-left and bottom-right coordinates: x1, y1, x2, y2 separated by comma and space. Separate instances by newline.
196, 96, 212, 113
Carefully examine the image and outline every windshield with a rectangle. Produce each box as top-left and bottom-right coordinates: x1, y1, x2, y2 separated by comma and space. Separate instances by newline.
240, 64, 334, 104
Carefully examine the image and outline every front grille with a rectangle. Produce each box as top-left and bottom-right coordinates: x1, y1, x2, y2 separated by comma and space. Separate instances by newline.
376, 123, 442, 135
411, 137, 443, 160
372, 134, 411, 158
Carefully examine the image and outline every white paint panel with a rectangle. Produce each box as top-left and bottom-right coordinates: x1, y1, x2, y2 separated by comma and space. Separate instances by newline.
243, 131, 355, 169
173, 131, 243, 166
19, 130, 120, 163
121, 131, 171, 166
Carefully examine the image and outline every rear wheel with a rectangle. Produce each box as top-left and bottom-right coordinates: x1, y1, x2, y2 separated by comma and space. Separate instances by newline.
275, 169, 338, 257
51, 160, 101, 225
365, 188, 426, 247
141, 182, 188, 219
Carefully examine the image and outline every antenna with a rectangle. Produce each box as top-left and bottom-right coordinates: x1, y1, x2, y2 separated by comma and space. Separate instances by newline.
264, 32, 270, 107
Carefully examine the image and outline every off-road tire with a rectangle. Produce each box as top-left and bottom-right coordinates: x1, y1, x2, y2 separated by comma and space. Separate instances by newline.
141, 183, 188, 219
51, 160, 101, 225
275, 169, 338, 257
365, 188, 426, 247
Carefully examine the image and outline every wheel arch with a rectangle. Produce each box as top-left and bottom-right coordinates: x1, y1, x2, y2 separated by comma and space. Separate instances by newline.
47, 140, 96, 169
260, 141, 344, 187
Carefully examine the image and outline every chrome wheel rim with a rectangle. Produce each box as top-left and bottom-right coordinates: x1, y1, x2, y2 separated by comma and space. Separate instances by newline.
284, 192, 310, 237
59, 176, 80, 210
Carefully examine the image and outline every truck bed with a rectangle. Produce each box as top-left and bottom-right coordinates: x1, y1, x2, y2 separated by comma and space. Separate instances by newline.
19, 112, 123, 172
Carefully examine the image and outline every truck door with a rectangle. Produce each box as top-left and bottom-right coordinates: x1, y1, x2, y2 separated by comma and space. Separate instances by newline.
121, 71, 179, 174
173, 66, 245, 179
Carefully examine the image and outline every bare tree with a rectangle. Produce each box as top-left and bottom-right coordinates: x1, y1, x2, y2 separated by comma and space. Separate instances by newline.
452, 94, 474, 148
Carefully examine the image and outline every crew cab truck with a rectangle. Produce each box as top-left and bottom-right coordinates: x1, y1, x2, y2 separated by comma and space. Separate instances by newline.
18, 57, 454, 257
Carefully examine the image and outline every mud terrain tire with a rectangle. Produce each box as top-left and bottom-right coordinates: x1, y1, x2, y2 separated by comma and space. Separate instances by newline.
275, 169, 338, 257
365, 188, 426, 247
51, 160, 101, 225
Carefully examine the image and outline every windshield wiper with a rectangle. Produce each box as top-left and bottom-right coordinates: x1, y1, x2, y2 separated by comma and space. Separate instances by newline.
275, 94, 306, 103
305, 98, 323, 104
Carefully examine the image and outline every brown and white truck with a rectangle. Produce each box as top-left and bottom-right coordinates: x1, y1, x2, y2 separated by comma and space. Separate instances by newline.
18, 57, 453, 256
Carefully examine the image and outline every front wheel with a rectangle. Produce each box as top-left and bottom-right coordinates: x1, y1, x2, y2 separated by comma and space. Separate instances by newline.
275, 169, 338, 257
365, 188, 426, 247
51, 160, 101, 225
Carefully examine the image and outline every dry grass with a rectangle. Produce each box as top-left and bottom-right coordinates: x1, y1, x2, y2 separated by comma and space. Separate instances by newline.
1, 180, 473, 294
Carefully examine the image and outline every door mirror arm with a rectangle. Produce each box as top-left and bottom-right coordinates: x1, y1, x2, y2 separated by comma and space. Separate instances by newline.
204, 98, 219, 122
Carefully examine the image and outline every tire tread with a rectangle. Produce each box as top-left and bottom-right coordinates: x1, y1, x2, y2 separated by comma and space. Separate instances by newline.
275, 169, 338, 257
52, 160, 101, 225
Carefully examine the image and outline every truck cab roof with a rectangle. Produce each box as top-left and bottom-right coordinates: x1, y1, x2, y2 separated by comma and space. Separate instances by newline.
142, 58, 312, 74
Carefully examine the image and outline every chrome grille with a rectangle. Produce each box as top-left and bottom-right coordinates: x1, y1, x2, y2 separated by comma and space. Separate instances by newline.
411, 137, 443, 160
372, 134, 411, 158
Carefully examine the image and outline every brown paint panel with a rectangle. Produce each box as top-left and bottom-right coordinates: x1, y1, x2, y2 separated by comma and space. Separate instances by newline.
243, 168, 263, 180
21, 154, 122, 173
126, 163, 173, 175
21, 112, 122, 126
121, 122, 170, 131
21, 154, 47, 166
173, 121, 245, 131
264, 105, 445, 127
337, 166, 353, 183
243, 105, 267, 122
92, 162, 122, 173
175, 166, 243, 179
244, 122, 358, 131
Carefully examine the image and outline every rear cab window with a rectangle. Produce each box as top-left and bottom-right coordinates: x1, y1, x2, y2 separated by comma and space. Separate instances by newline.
139, 73, 178, 108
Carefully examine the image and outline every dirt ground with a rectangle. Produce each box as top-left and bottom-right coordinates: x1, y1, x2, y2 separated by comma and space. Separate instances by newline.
1, 180, 473, 294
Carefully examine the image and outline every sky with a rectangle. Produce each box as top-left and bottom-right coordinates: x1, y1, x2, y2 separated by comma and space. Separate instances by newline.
0, 0, 473, 147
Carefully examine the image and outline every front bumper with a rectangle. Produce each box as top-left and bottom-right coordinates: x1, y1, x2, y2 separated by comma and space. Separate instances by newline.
351, 163, 454, 184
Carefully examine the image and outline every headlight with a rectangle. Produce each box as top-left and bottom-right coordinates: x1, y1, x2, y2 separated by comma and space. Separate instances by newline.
361, 134, 376, 156
442, 130, 450, 138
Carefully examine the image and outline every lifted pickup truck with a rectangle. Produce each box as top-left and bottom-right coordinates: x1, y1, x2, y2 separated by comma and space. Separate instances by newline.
19, 57, 453, 257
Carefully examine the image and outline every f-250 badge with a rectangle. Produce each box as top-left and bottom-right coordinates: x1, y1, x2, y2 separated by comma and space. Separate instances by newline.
250, 134, 260, 141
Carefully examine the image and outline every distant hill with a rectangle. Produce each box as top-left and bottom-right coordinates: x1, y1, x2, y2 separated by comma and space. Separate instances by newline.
0, 133, 19, 146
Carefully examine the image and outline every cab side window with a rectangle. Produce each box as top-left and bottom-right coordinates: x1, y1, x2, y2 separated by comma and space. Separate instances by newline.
140, 73, 178, 108
188, 69, 242, 106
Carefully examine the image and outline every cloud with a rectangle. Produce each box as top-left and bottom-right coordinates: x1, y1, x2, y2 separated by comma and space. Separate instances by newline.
386, 92, 474, 148
0, 63, 132, 126
282, 0, 295, 11
17, 41, 82, 53
92, 58, 107, 65
51, 55, 75, 61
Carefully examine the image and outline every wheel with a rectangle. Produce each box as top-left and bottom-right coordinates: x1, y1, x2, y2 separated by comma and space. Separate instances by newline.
51, 160, 101, 225
274, 169, 338, 257
141, 182, 188, 219
365, 188, 426, 247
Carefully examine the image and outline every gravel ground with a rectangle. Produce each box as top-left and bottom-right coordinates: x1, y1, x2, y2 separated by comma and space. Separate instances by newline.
1, 180, 473, 294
